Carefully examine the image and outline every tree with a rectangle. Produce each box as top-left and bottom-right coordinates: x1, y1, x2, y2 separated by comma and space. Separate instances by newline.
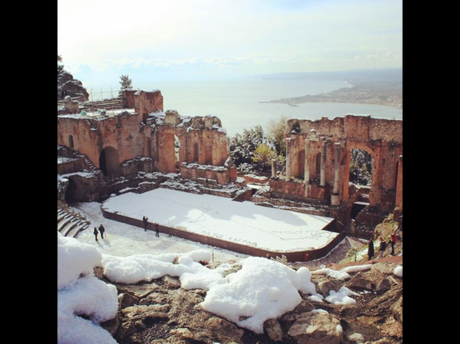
119, 75, 133, 92
252, 143, 277, 172
267, 116, 287, 156
229, 125, 265, 166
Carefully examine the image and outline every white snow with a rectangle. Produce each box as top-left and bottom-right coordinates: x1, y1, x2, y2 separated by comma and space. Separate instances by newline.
340, 264, 373, 274
96, 251, 320, 334
58, 189, 364, 340
311, 267, 351, 281
101, 188, 337, 252
200, 257, 317, 334
325, 286, 359, 305
58, 233, 118, 344
393, 265, 402, 277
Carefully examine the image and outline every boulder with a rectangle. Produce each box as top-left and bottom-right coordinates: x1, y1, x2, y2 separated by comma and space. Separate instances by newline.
119, 292, 139, 309
206, 317, 245, 342
263, 318, 283, 342
346, 273, 374, 291
375, 278, 392, 294
288, 312, 343, 344
317, 279, 343, 297
391, 296, 403, 323
162, 275, 181, 289
116, 281, 160, 299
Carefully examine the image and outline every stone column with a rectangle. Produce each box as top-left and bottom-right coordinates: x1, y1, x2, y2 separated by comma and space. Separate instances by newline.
271, 159, 277, 178
331, 142, 341, 206
304, 139, 310, 184
320, 139, 327, 187
333, 142, 341, 194
285, 138, 292, 180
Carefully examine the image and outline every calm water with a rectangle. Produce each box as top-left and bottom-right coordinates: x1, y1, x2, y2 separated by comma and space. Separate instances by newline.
147, 78, 402, 138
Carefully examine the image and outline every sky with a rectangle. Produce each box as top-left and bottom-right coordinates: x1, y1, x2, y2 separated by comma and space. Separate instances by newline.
58, 0, 402, 87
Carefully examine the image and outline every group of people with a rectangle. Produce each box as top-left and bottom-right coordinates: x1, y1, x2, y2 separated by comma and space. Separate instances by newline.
367, 229, 398, 261
93, 224, 106, 242
143, 216, 160, 237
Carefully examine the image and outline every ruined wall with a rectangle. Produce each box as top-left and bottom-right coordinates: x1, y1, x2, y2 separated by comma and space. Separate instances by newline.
58, 92, 234, 185
146, 111, 233, 180
279, 115, 402, 214
57, 111, 145, 174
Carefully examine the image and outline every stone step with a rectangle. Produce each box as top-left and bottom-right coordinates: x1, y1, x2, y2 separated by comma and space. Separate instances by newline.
74, 224, 90, 238
58, 217, 73, 231
62, 222, 77, 236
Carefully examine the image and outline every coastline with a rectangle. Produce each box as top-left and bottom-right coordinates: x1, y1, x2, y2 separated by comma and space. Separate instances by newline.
260, 82, 403, 110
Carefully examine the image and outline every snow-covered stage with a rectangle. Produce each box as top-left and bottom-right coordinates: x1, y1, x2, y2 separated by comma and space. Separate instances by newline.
101, 188, 344, 261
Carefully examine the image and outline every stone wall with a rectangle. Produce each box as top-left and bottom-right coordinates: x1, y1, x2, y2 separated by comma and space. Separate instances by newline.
274, 115, 402, 231
58, 90, 235, 195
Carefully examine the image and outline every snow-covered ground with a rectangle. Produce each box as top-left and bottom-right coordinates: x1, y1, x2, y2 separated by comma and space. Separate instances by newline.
72, 201, 247, 262
101, 188, 338, 253
61, 194, 402, 344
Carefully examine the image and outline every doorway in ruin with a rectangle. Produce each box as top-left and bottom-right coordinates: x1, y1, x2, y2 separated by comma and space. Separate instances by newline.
174, 135, 181, 169
99, 147, 119, 177
348, 148, 373, 223
349, 149, 373, 187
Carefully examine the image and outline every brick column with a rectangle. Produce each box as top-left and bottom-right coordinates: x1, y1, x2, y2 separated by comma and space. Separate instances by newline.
304, 138, 310, 184
320, 139, 327, 187
333, 142, 341, 194
331, 142, 341, 206
271, 159, 277, 178
285, 138, 292, 180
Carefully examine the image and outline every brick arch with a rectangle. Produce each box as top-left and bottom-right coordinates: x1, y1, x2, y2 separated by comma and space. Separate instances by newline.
342, 142, 377, 204
99, 146, 119, 177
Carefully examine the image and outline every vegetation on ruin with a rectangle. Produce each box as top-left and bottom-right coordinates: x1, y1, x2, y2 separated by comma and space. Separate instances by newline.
230, 125, 284, 173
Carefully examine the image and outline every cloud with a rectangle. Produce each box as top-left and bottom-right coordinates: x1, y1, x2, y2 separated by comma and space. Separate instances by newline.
58, 0, 402, 80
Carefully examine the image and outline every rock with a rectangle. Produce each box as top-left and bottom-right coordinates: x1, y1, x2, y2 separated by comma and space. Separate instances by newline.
263, 318, 283, 342
206, 316, 245, 342
116, 281, 160, 299
288, 312, 343, 344
375, 278, 391, 294
347, 332, 365, 343
119, 292, 139, 309
162, 275, 181, 289
170, 327, 194, 340
100, 316, 120, 336
391, 296, 403, 323
346, 273, 374, 291
294, 300, 316, 314
317, 279, 343, 297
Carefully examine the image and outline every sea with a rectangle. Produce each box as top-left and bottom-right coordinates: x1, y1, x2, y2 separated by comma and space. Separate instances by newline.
136, 77, 403, 138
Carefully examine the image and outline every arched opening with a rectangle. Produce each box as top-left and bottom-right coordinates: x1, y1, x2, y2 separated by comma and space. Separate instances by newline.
349, 149, 373, 186
69, 135, 74, 149
65, 178, 77, 203
99, 147, 119, 177
174, 135, 181, 168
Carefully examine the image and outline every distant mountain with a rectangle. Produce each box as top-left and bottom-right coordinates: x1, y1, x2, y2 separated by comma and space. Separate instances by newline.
251, 68, 402, 85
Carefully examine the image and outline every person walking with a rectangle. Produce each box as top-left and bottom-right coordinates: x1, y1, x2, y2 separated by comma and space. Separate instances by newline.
367, 238, 374, 261
379, 237, 386, 258
143, 216, 149, 232
155, 223, 160, 237
99, 224, 106, 239
93, 227, 99, 242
